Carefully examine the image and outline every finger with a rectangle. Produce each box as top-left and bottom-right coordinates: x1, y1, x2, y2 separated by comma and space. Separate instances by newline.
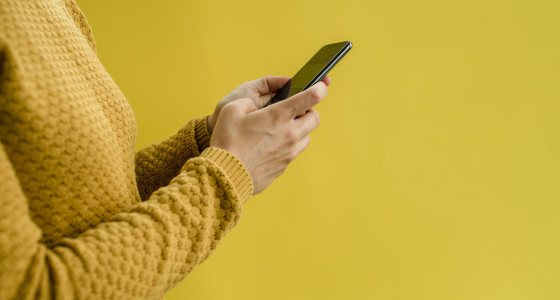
248, 75, 291, 95
243, 75, 291, 109
273, 81, 328, 120
294, 134, 311, 157
254, 76, 292, 108
322, 75, 331, 87
285, 134, 311, 165
293, 108, 321, 138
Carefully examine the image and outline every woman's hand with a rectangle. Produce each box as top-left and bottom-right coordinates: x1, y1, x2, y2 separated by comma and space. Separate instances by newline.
209, 78, 330, 194
207, 75, 331, 135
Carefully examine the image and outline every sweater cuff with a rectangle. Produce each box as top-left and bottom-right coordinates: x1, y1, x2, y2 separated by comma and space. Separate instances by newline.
200, 147, 253, 203
194, 117, 211, 153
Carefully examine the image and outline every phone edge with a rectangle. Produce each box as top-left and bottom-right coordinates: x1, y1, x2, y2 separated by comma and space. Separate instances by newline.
304, 41, 353, 90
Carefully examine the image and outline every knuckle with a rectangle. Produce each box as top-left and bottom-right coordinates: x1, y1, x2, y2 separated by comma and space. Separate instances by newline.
283, 152, 296, 164
309, 88, 321, 103
285, 131, 298, 145
238, 85, 253, 95
311, 110, 320, 125
290, 104, 300, 118
221, 102, 236, 114
270, 108, 284, 124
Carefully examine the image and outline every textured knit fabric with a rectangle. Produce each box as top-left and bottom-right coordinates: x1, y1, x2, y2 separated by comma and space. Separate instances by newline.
0, 0, 253, 299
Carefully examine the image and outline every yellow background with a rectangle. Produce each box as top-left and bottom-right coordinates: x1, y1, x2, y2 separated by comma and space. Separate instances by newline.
77, 0, 559, 299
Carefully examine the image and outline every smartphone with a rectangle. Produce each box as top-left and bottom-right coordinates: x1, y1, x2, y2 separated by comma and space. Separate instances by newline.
266, 41, 352, 106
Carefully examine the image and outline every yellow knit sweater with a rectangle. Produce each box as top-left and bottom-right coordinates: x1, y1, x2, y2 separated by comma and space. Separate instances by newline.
0, 1, 253, 299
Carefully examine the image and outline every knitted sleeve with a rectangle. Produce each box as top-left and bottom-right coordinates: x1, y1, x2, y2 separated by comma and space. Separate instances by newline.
0, 143, 253, 300
135, 118, 212, 200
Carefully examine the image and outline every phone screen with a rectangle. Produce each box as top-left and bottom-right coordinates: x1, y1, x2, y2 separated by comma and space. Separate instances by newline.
267, 41, 352, 106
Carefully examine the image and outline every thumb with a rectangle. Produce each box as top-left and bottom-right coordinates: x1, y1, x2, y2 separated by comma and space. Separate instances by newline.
251, 75, 291, 95
251, 75, 292, 108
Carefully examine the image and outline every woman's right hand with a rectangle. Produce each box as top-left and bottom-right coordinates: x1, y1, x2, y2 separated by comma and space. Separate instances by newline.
209, 79, 329, 195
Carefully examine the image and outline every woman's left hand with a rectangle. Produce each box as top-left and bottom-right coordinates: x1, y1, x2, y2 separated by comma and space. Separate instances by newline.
207, 75, 331, 135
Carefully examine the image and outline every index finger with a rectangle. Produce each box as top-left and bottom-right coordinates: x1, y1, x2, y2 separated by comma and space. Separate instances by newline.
322, 75, 331, 87
269, 81, 328, 120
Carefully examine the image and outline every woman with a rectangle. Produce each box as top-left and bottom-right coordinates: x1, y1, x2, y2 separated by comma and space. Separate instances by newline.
0, 0, 329, 299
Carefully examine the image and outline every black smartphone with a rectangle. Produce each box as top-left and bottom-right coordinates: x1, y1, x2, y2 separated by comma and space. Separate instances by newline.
266, 41, 352, 106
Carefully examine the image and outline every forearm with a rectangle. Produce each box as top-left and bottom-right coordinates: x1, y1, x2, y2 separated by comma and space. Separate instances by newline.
1, 147, 252, 300
135, 117, 211, 200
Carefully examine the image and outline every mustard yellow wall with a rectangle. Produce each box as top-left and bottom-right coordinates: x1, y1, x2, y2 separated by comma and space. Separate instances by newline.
77, 1, 560, 299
